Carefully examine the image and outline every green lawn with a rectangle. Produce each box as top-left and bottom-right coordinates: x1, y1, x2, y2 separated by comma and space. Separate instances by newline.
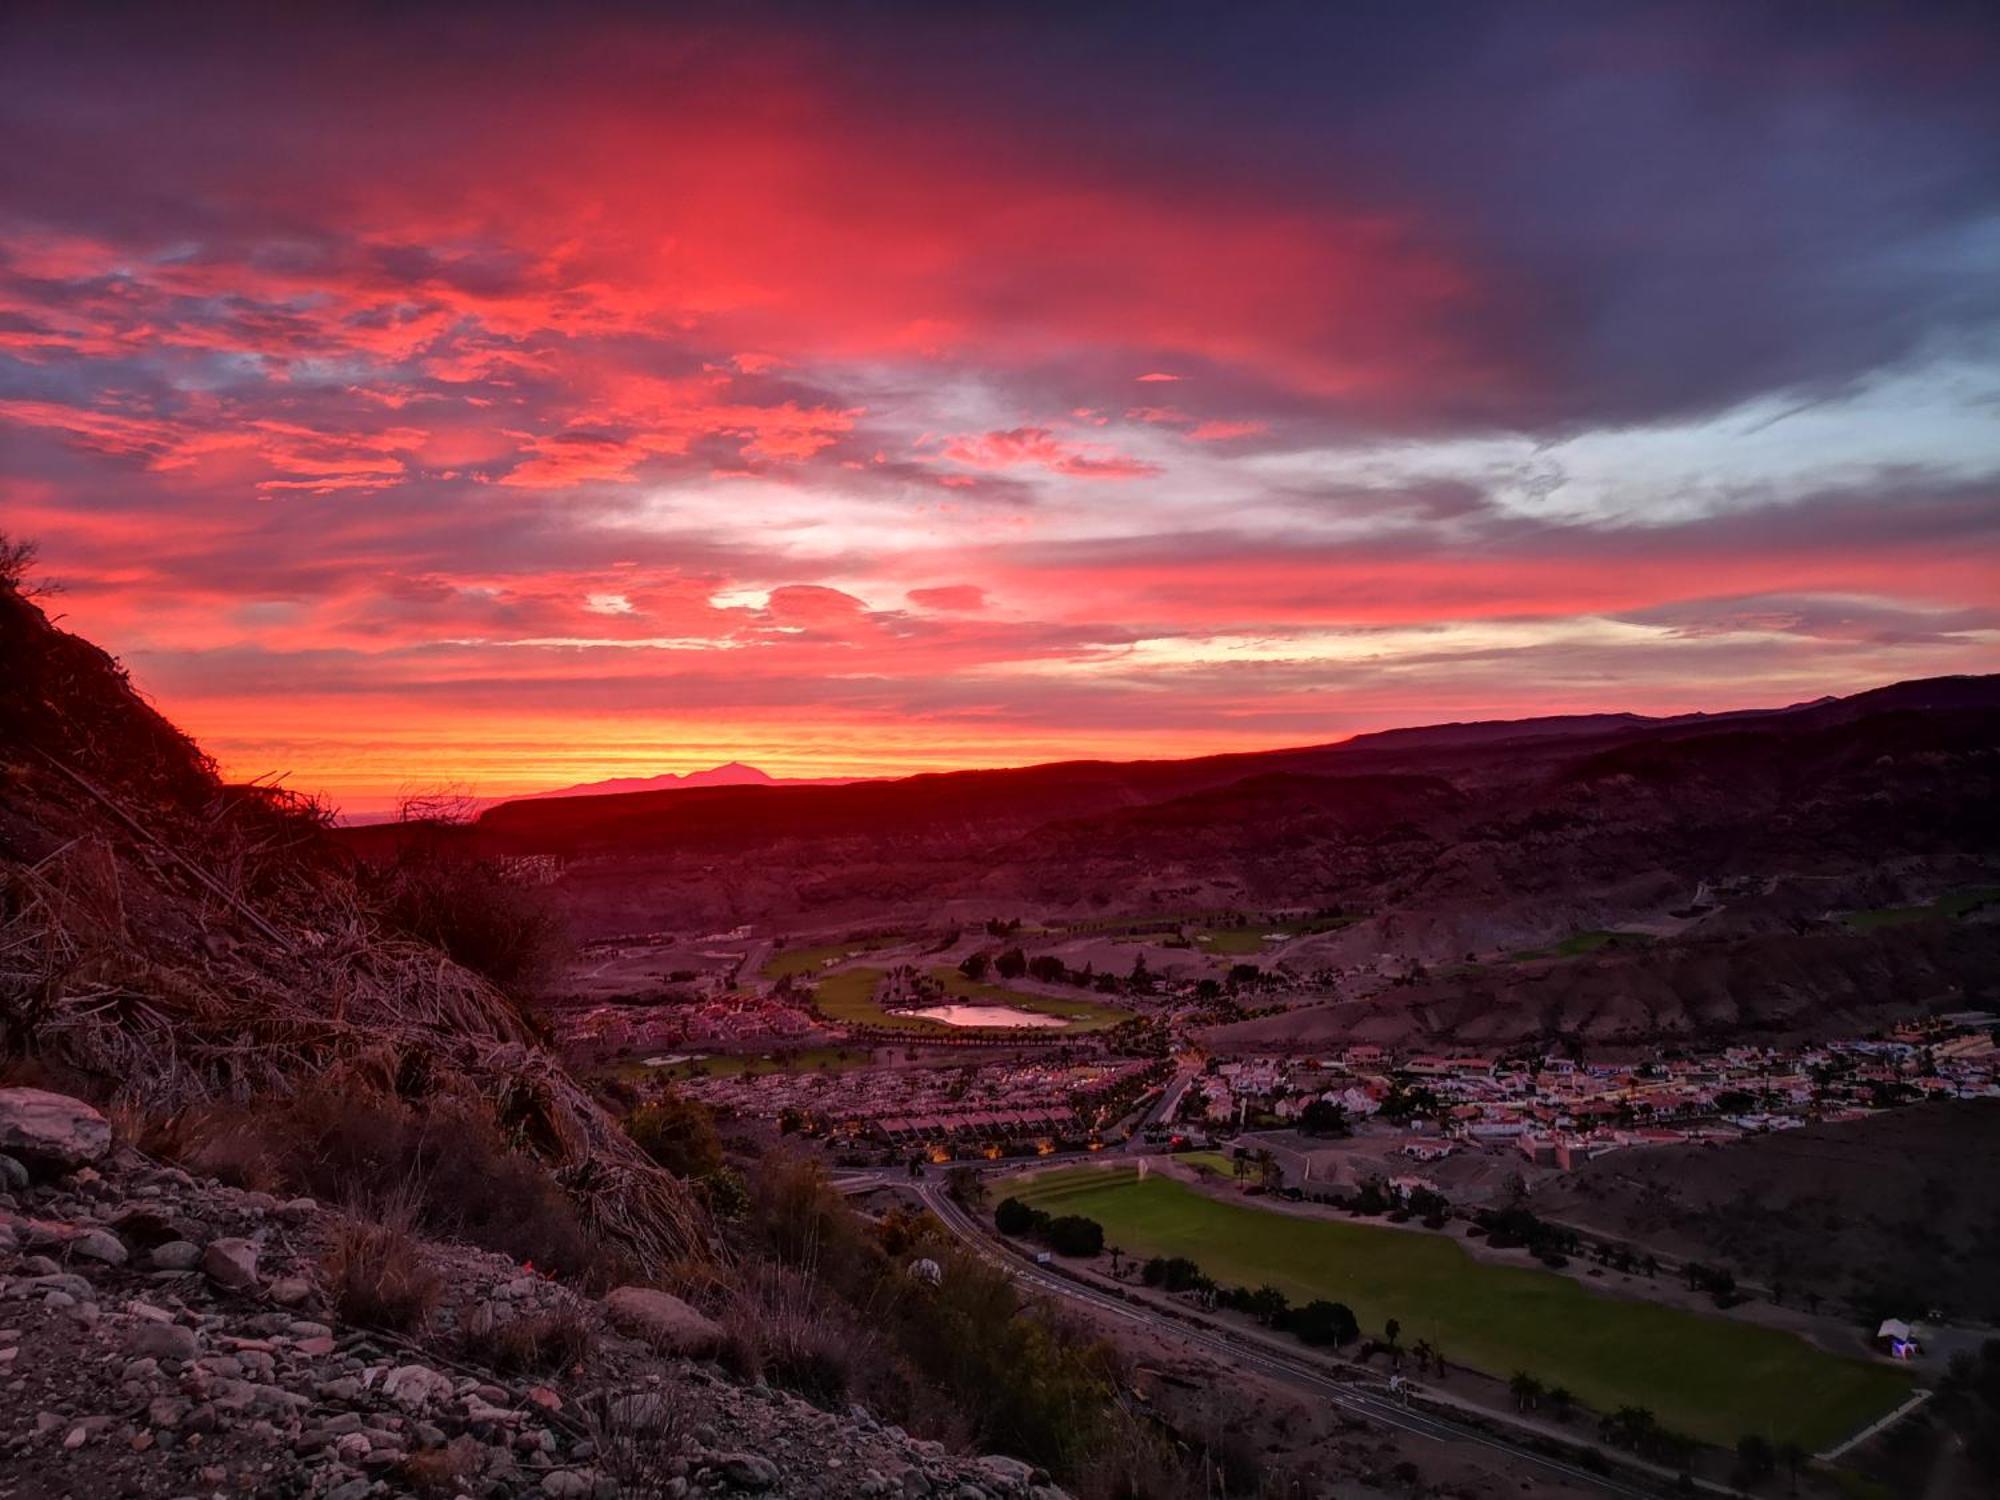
1194, 914, 1358, 954
1170, 1150, 1242, 1179
1007, 1166, 1908, 1450
1507, 929, 1653, 962
662, 1047, 874, 1079
811, 967, 953, 1034
924, 967, 1132, 1031
1844, 885, 2000, 932
760, 936, 905, 980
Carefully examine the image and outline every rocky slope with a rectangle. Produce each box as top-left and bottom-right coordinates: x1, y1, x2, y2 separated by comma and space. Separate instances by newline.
0, 579, 701, 1265
0, 1087, 1068, 1500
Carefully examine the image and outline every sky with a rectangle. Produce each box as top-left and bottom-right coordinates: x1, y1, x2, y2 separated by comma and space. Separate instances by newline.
3, 2, 1998, 814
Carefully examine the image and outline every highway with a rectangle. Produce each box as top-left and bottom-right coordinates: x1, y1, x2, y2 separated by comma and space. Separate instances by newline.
900, 1173, 1723, 1500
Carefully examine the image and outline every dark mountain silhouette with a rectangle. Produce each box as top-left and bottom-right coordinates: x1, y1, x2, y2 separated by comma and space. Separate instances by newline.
359, 675, 2000, 1045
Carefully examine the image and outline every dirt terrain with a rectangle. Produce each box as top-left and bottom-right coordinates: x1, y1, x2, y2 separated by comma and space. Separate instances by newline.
1526, 1100, 2000, 1324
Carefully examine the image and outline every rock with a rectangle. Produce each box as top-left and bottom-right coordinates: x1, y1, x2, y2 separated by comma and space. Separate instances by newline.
601, 1286, 723, 1358
149, 1240, 202, 1271
201, 1237, 259, 1291
716, 1452, 780, 1490
68, 1228, 127, 1265
976, 1456, 1036, 1487
542, 1472, 597, 1498
382, 1363, 455, 1412
268, 1276, 314, 1306
18, 1271, 95, 1300
127, 1321, 199, 1363
0, 1090, 111, 1174
0, 1153, 27, 1190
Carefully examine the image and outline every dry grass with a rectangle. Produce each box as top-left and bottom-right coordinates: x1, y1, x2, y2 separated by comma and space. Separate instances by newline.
579, 1385, 699, 1500
719, 1264, 874, 1408
393, 1437, 489, 1497
0, 795, 707, 1269
324, 1216, 443, 1332
462, 1304, 597, 1377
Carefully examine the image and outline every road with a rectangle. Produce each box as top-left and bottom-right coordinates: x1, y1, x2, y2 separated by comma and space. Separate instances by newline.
1124, 1057, 1201, 1146
905, 1174, 1732, 1500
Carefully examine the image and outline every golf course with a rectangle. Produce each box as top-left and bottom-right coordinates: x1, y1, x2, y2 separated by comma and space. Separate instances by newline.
1008, 1165, 1910, 1450
811, 967, 1130, 1035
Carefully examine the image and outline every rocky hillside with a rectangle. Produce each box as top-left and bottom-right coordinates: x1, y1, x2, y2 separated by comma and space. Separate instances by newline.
0, 579, 700, 1264
0, 1087, 1065, 1500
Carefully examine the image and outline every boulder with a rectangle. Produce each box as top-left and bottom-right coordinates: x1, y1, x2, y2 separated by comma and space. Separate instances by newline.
0, 1089, 112, 1174
127, 1321, 199, 1363
149, 1240, 202, 1271
602, 1286, 723, 1357
381, 1363, 455, 1412
68, 1228, 128, 1265
202, 1237, 260, 1292
715, 1453, 779, 1490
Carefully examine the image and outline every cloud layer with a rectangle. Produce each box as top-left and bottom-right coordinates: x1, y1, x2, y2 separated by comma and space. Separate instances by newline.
3, 3, 1997, 810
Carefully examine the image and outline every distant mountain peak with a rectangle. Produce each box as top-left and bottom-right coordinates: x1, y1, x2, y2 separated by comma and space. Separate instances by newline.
514, 761, 864, 802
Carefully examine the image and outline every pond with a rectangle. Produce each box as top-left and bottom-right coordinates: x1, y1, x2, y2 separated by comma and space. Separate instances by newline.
906, 1004, 1067, 1029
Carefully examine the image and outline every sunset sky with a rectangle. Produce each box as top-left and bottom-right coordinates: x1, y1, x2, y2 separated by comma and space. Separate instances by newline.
4, 3, 1998, 813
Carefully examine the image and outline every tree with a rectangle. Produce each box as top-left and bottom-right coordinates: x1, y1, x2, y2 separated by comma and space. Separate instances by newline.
1384, 1317, 1402, 1349
1733, 1434, 1776, 1488
1290, 1300, 1359, 1347
959, 951, 991, 981
1028, 954, 1067, 984
1509, 1372, 1544, 1411
995, 947, 1028, 980
994, 1197, 1045, 1237
1245, 1284, 1289, 1325
1298, 1099, 1351, 1137
1778, 1442, 1807, 1494
946, 1166, 987, 1211
1547, 1386, 1573, 1421
1044, 1214, 1105, 1258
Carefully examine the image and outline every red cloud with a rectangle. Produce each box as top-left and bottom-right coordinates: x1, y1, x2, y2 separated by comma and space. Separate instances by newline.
937, 428, 1159, 480
908, 584, 986, 612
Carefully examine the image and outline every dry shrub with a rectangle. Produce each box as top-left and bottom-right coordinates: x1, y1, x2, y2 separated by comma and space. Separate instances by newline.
170, 1088, 603, 1280
394, 1436, 488, 1497
325, 1216, 442, 1332
719, 1264, 873, 1409
462, 1304, 597, 1377
580, 1385, 697, 1500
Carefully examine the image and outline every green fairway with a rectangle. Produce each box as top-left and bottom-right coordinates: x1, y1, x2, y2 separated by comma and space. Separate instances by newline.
661, 1047, 874, 1078
761, 936, 905, 980
1506, 929, 1653, 962
1008, 1166, 1908, 1450
1844, 884, 2000, 932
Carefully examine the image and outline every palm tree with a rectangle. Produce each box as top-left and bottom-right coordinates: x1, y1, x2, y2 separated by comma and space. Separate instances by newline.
1509, 1372, 1544, 1411
1547, 1386, 1573, 1421
1779, 1441, 1807, 1494
1384, 1317, 1401, 1349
